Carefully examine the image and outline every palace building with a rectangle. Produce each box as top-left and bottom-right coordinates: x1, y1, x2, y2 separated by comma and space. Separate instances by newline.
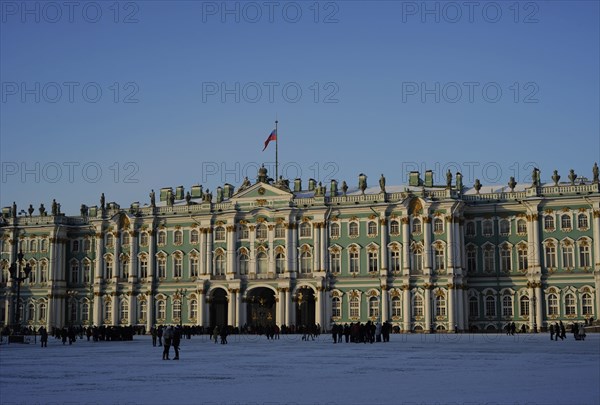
1, 164, 599, 333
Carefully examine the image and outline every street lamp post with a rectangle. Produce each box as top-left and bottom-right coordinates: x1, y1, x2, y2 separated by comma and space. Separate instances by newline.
9, 250, 32, 334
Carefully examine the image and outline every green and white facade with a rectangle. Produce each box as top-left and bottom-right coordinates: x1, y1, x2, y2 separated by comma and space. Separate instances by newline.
1, 165, 599, 332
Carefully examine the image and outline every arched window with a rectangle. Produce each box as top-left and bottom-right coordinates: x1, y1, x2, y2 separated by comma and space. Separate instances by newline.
172, 299, 181, 320
349, 248, 359, 274
70, 261, 79, 284
215, 226, 226, 241
578, 214, 589, 229
466, 222, 476, 236
106, 233, 114, 248
332, 297, 341, 318
140, 232, 149, 246
215, 252, 226, 275
239, 253, 249, 275
412, 218, 422, 234
483, 246, 494, 273
275, 252, 285, 274
411, 245, 423, 273
520, 296, 530, 316
190, 229, 199, 244
544, 215, 555, 231
300, 251, 312, 274
435, 295, 446, 317
390, 220, 400, 235
275, 223, 286, 238
485, 296, 496, 317
482, 220, 493, 237
105, 256, 114, 279
104, 300, 112, 321
256, 251, 268, 274
39, 303, 47, 321
579, 242, 591, 267
173, 255, 182, 278
502, 295, 513, 317
582, 293, 593, 316
391, 296, 401, 317
434, 246, 445, 271
545, 243, 557, 268
330, 250, 341, 273
239, 225, 249, 240
349, 222, 359, 237
517, 219, 527, 235
368, 250, 378, 273
27, 303, 35, 321
300, 223, 312, 238
157, 231, 166, 246
189, 299, 197, 320
82, 302, 90, 322
367, 221, 377, 236
349, 296, 360, 318
122, 232, 130, 246
500, 245, 512, 272
413, 295, 423, 317
369, 296, 379, 318
190, 255, 199, 277
499, 219, 510, 235
330, 223, 340, 238
518, 246, 528, 271
173, 230, 183, 245
547, 294, 559, 316
390, 248, 401, 272
561, 214, 572, 230
562, 243, 574, 268
433, 218, 444, 234
256, 224, 268, 239
120, 300, 129, 322
139, 255, 148, 278
565, 293, 576, 316
139, 300, 147, 321
157, 300, 166, 320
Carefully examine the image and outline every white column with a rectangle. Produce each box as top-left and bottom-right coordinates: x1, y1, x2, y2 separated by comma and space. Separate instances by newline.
528, 284, 535, 331
592, 210, 600, 314
535, 283, 543, 331
313, 223, 320, 271
381, 288, 389, 322
457, 286, 465, 331
227, 226, 236, 276
205, 229, 213, 276
380, 219, 388, 275
284, 288, 291, 326
239, 292, 247, 328
423, 217, 432, 274
145, 295, 153, 332
198, 289, 205, 328
403, 288, 411, 332
446, 217, 455, 270
130, 232, 138, 281
227, 290, 235, 327
93, 293, 102, 326
111, 294, 118, 326
268, 225, 275, 274
148, 230, 156, 279
249, 226, 256, 277
114, 232, 120, 280
320, 224, 327, 272
285, 223, 293, 275
199, 230, 206, 275
315, 288, 323, 327
291, 224, 298, 274
424, 287, 431, 332
531, 214, 541, 271
277, 288, 285, 326
402, 218, 410, 275
235, 290, 241, 328
448, 286, 455, 331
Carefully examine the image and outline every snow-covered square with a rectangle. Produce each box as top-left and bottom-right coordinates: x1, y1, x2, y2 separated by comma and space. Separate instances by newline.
1, 332, 598, 405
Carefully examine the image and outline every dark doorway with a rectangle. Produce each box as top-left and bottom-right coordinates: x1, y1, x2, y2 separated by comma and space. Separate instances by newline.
247, 287, 276, 329
295, 287, 315, 327
209, 288, 228, 328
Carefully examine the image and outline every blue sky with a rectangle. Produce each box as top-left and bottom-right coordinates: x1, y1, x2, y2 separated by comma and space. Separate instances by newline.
1, 0, 599, 214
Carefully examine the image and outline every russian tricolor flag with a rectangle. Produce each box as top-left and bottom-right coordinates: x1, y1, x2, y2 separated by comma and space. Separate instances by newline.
262, 129, 277, 151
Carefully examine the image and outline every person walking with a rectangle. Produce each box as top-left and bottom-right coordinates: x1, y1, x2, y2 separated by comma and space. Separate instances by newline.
151, 327, 157, 347
172, 326, 181, 360
162, 326, 173, 360
213, 326, 220, 344
39, 326, 48, 348
549, 323, 555, 340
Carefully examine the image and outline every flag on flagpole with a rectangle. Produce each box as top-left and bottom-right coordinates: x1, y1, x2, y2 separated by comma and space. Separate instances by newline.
262, 128, 277, 151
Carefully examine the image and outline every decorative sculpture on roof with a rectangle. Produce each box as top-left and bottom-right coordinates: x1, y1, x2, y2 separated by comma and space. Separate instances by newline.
446, 170, 452, 188
379, 174, 386, 193
552, 170, 560, 186
51, 199, 58, 216
39, 204, 46, 216
592, 162, 599, 184
358, 173, 367, 194
342, 181, 348, 196
568, 169, 577, 186
149, 189, 156, 207
28, 204, 34, 217
239, 177, 251, 191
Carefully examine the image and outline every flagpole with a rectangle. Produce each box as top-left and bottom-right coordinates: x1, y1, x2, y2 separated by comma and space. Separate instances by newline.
275, 119, 278, 181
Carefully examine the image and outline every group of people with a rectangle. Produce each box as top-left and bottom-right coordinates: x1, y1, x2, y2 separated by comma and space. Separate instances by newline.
331, 321, 393, 343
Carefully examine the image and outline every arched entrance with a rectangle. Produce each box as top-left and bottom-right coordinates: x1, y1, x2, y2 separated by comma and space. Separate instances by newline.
247, 287, 276, 329
209, 288, 228, 328
295, 287, 315, 327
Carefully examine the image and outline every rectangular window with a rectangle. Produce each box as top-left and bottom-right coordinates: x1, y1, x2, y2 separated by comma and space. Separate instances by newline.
483, 249, 494, 272
518, 249, 528, 271
467, 249, 477, 273
545, 246, 556, 268
579, 245, 590, 268
330, 252, 340, 273
390, 251, 401, 272
190, 257, 199, 277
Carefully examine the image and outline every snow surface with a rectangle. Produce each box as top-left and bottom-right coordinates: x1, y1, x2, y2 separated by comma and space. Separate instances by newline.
1, 333, 599, 405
